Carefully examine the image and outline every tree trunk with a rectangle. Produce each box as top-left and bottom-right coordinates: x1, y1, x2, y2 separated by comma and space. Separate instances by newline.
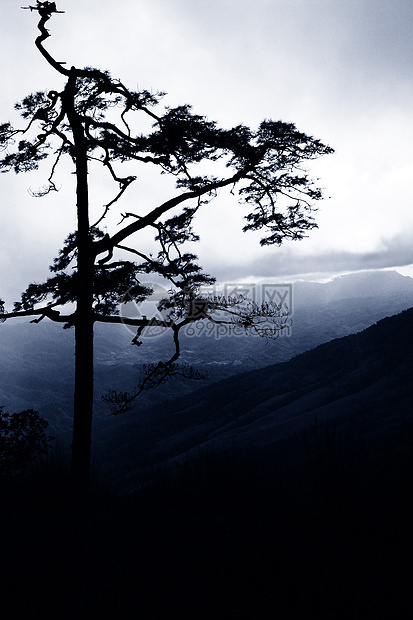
65, 72, 95, 494
71, 260, 94, 493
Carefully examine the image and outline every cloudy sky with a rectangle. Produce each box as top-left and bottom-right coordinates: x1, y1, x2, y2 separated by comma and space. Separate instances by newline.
1, 0, 413, 303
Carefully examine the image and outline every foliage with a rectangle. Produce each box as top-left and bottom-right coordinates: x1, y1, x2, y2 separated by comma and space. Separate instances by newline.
0, 406, 54, 477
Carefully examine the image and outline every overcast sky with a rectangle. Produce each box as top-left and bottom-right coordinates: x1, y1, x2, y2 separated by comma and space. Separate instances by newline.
1, 0, 413, 303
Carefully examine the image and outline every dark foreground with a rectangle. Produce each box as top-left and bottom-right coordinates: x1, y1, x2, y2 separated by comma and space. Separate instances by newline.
1, 422, 413, 620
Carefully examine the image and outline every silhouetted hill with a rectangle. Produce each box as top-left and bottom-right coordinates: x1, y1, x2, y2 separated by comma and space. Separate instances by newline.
95, 306, 413, 486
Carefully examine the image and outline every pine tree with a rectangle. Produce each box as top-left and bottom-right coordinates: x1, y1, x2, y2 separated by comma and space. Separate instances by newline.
0, 2, 333, 492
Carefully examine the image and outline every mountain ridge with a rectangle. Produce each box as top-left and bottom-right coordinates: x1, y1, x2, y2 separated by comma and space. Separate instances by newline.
94, 306, 413, 485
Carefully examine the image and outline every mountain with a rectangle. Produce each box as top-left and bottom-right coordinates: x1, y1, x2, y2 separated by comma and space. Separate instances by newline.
94, 306, 413, 486
293, 268, 413, 304
1, 269, 413, 437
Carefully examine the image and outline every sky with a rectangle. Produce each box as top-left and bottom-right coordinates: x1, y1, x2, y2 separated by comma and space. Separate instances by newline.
1, 0, 413, 304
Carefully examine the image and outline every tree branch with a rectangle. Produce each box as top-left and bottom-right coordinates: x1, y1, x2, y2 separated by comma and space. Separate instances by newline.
23, 2, 69, 76
94, 169, 246, 261
1, 304, 73, 323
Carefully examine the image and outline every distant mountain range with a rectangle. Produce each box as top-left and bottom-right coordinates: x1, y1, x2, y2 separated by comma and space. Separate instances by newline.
95, 304, 413, 487
1, 269, 413, 440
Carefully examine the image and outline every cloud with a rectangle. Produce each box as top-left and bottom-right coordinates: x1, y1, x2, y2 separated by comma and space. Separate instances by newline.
207, 231, 413, 282
2, 0, 413, 301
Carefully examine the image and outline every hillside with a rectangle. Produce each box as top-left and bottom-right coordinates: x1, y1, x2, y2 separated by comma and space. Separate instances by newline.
1, 269, 413, 438
2, 296, 413, 619
95, 306, 413, 486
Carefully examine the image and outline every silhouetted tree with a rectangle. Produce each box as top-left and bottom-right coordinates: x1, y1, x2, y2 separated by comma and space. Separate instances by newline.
0, 2, 333, 492
0, 406, 53, 478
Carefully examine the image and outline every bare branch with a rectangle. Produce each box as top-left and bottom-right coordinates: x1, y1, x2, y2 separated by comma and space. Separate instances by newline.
92, 175, 136, 228
102, 361, 208, 415
23, 2, 69, 76
91, 313, 172, 329
28, 146, 63, 196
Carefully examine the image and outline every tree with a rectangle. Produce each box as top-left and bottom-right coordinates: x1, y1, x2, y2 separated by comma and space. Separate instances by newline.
0, 407, 53, 478
0, 2, 333, 492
